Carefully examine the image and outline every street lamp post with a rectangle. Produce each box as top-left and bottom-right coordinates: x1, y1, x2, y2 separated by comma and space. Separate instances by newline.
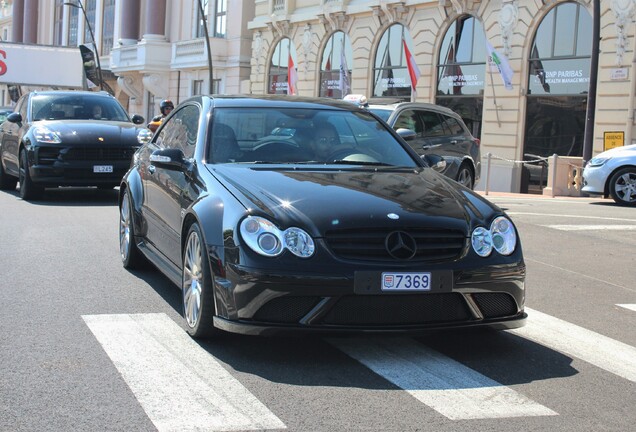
64, 0, 104, 92
197, 0, 214, 94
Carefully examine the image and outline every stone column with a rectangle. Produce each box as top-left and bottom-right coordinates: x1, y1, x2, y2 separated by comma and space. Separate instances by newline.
119, 0, 140, 45
143, 0, 166, 40
23, 0, 38, 43
11, 0, 24, 42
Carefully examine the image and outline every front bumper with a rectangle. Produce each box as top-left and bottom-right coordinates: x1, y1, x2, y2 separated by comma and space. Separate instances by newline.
29, 161, 130, 187
211, 262, 527, 335
581, 165, 608, 196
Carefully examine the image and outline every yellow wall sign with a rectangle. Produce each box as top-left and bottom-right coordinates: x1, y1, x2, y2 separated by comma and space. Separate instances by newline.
603, 131, 624, 151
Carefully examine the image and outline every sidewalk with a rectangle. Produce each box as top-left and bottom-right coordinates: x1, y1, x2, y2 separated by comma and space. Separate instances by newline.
475, 190, 612, 202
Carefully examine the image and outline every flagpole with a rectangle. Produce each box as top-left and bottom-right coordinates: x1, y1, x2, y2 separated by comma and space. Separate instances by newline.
488, 67, 501, 127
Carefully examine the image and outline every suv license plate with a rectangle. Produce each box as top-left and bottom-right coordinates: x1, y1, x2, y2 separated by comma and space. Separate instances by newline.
381, 272, 431, 291
93, 165, 113, 173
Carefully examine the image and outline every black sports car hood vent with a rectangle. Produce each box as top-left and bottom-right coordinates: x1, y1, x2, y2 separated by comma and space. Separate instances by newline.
210, 165, 499, 236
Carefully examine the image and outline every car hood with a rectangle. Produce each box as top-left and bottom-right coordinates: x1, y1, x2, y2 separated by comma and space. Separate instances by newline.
208, 165, 501, 236
35, 120, 142, 146
595, 143, 636, 159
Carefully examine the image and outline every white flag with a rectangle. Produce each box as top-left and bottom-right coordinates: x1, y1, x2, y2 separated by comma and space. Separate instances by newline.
486, 41, 513, 91
339, 49, 350, 95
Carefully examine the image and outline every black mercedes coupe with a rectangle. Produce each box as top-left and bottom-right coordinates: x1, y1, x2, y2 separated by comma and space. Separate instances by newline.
0, 90, 145, 199
118, 95, 526, 338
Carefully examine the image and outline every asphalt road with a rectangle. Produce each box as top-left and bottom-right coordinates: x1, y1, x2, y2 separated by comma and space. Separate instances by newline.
0, 187, 634, 432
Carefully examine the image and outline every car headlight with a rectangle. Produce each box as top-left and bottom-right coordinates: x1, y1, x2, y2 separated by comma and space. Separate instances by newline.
588, 157, 608, 167
471, 216, 517, 257
471, 226, 493, 257
490, 216, 517, 256
240, 216, 315, 258
33, 126, 61, 143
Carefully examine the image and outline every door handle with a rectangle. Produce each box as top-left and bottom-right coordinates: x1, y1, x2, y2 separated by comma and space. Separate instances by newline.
450, 140, 458, 145
148, 165, 156, 174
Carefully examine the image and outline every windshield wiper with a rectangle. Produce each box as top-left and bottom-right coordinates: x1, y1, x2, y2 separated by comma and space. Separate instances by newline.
330, 160, 393, 166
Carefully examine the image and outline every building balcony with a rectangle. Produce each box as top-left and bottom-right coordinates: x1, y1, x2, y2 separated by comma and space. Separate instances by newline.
109, 38, 172, 73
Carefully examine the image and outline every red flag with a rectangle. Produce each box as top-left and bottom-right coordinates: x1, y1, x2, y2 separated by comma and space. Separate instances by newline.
403, 39, 421, 91
288, 53, 298, 95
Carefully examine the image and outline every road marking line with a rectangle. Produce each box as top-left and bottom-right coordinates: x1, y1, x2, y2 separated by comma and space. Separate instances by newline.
507, 212, 636, 222
526, 258, 635, 293
617, 304, 636, 312
509, 308, 636, 383
328, 337, 557, 420
542, 224, 636, 231
82, 313, 285, 432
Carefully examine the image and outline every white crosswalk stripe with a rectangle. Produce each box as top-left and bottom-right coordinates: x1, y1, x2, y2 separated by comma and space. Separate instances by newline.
542, 224, 636, 231
82, 313, 286, 432
509, 308, 636, 383
328, 337, 557, 420
83, 308, 636, 426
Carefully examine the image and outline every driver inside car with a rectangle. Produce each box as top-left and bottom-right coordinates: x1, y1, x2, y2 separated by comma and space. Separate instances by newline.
310, 121, 345, 161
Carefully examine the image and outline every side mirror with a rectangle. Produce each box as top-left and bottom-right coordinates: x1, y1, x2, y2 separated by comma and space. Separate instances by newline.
131, 114, 145, 125
137, 128, 153, 144
149, 148, 188, 171
423, 154, 447, 172
396, 128, 416, 141
7, 112, 22, 123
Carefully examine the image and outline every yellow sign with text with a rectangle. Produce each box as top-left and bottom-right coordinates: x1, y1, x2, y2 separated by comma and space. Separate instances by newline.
603, 131, 624, 151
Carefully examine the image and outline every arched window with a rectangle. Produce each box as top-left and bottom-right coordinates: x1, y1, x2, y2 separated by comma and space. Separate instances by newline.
436, 16, 486, 138
524, 2, 592, 164
268, 38, 298, 95
319, 31, 352, 98
372, 24, 416, 101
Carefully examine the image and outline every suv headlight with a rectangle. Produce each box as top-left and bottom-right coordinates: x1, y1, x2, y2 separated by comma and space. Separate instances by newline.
471, 216, 517, 257
240, 216, 315, 258
33, 126, 61, 143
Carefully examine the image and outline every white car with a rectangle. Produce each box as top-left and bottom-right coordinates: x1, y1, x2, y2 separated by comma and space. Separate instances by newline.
582, 144, 636, 206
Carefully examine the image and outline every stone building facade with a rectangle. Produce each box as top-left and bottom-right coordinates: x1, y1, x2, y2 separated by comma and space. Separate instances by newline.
1, 0, 635, 193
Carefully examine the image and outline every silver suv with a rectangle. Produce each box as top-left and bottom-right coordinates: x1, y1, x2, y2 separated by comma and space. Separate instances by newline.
368, 101, 481, 189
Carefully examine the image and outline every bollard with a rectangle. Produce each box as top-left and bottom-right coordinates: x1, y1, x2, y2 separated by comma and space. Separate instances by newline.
485, 152, 492, 195
550, 154, 558, 198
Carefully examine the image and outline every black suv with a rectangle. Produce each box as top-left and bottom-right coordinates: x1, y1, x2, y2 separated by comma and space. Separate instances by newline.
368, 101, 481, 189
0, 90, 145, 200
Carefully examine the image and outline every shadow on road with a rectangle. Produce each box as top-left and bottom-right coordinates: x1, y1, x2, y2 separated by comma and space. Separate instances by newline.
2, 186, 119, 207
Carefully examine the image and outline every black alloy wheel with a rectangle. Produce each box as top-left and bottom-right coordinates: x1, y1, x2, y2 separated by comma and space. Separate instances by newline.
18, 150, 42, 200
0, 158, 17, 191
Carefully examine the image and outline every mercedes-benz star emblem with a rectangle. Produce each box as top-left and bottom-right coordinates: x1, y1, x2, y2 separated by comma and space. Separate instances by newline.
385, 231, 417, 260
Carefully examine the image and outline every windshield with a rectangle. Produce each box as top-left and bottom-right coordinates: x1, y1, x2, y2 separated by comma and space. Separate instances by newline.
368, 108, 392, 122
30, 94, 131, 122
208, 107, 418, 167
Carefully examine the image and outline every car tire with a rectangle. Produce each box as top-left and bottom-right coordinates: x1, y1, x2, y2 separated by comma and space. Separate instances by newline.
0, 159, 17, 191
182, 222, 221, 339
18, 149, 42, 200
456, 163, 474, 189
608, 167, 636, 206
119, 188, 144, 269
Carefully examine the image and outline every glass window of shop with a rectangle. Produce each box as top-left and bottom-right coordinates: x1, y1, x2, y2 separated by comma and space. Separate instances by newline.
67, 5, 79, 46
435, 16, 486, 139
83, 0, 97, 46
524, 2, 592, 160
319, 31, 353, 98
372, 24, 417, 101
102, 0, 116, 56
54, 0, 64, 45
268, 38, 298, 95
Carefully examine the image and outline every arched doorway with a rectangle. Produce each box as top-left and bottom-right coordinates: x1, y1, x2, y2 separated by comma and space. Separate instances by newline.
319, 31, 353, 98
524, 2, 592, 160
435, 16, 486, 139
267, 38, 298, 95
372, 24, 417, 101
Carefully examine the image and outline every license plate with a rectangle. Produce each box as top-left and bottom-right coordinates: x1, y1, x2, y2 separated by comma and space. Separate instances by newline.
93, 165, 113, 173
381, 272, 431, 291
